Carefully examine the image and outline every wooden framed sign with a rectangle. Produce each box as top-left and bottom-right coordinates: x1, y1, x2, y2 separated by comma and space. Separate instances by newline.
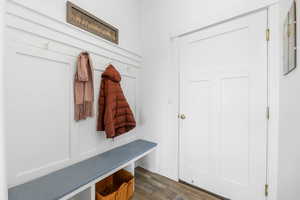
66, 1, 119, 44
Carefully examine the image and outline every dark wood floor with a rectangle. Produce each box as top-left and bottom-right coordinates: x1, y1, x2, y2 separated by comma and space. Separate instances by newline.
133, 167, 221, 200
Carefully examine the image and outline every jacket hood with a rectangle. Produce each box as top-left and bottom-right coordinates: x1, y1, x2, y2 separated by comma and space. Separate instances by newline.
102, 65, 121, 82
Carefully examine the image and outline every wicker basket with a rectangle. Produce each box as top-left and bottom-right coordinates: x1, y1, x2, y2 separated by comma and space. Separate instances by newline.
96, 169, 134, 200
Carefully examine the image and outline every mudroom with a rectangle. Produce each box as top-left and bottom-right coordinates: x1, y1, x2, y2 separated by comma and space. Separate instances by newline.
0, 0, 299, 200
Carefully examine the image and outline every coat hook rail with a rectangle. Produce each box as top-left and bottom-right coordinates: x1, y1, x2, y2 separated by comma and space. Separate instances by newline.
6, 24, 141, 68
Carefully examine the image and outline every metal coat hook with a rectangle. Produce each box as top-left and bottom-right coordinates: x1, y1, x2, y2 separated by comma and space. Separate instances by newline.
81, 51, 89, 55
126, 66, 131, 74
44, 42, 50, 50
106, 60, 113, 66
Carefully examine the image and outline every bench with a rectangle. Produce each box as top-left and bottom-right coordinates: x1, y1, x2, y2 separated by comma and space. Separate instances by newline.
8, 139, 157, 200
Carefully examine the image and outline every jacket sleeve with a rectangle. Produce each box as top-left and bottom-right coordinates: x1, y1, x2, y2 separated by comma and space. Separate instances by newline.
103, 82, 116, 138
96, 79, 106, 131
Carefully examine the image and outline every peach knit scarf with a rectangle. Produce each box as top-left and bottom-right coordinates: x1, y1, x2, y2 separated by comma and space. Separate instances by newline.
74, 52, 94, 121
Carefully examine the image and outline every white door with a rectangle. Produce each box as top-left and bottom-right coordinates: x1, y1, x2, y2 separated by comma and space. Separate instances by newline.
179, 10, 268, 200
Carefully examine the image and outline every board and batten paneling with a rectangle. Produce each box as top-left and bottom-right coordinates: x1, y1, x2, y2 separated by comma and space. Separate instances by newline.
4, 1, 141, 188
5, 43, 74, 187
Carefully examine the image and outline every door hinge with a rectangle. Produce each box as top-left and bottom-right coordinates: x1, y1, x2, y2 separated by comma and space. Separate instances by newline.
266, 107, 270, 120
266, 29, 270, 41
265, 184, 269, 196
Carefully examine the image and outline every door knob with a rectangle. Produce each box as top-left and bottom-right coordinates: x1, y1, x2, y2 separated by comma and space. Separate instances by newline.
179, 114, 186, 120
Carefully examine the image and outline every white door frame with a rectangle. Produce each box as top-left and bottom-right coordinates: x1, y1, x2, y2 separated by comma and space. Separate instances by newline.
171, 4, 279, 200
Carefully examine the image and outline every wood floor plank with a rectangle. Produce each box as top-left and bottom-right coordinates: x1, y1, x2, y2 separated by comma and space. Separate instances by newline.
133, 167, 223, 200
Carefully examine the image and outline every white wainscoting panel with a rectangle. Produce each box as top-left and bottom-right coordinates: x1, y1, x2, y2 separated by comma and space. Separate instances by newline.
5, 43, 74, 186
5, 1, 141, 188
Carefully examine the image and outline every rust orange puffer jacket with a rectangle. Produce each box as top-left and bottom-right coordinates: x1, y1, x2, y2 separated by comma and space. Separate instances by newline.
96, 65, 136, 138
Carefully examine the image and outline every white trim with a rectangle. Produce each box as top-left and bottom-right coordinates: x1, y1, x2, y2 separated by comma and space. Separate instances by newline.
16, 158, 70, 179
90, 184, 96, 200
175, 38, 180, 182
6, 43, 75, 187
266, 4, 280, 200
5, 41, 141, 187
7, 0, 142, 60
5, 0, 142, 68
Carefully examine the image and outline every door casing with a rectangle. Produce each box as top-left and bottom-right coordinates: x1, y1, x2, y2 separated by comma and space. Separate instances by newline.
171, 5, 280, 200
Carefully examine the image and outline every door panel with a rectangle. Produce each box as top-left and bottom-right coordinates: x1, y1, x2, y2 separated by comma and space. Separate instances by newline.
220, 75, 250, 186
179, 10, 268, 200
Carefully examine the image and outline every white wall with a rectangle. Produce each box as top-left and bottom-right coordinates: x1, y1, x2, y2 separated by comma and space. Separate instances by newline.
277, 0, 300, 199
4, 0, 141, 187
0, 0, 8, 199
139, 0, 278, 181
163, 0, 277, 36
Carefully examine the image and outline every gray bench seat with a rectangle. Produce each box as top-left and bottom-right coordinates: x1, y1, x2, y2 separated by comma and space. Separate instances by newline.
8, 139, 157, 200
